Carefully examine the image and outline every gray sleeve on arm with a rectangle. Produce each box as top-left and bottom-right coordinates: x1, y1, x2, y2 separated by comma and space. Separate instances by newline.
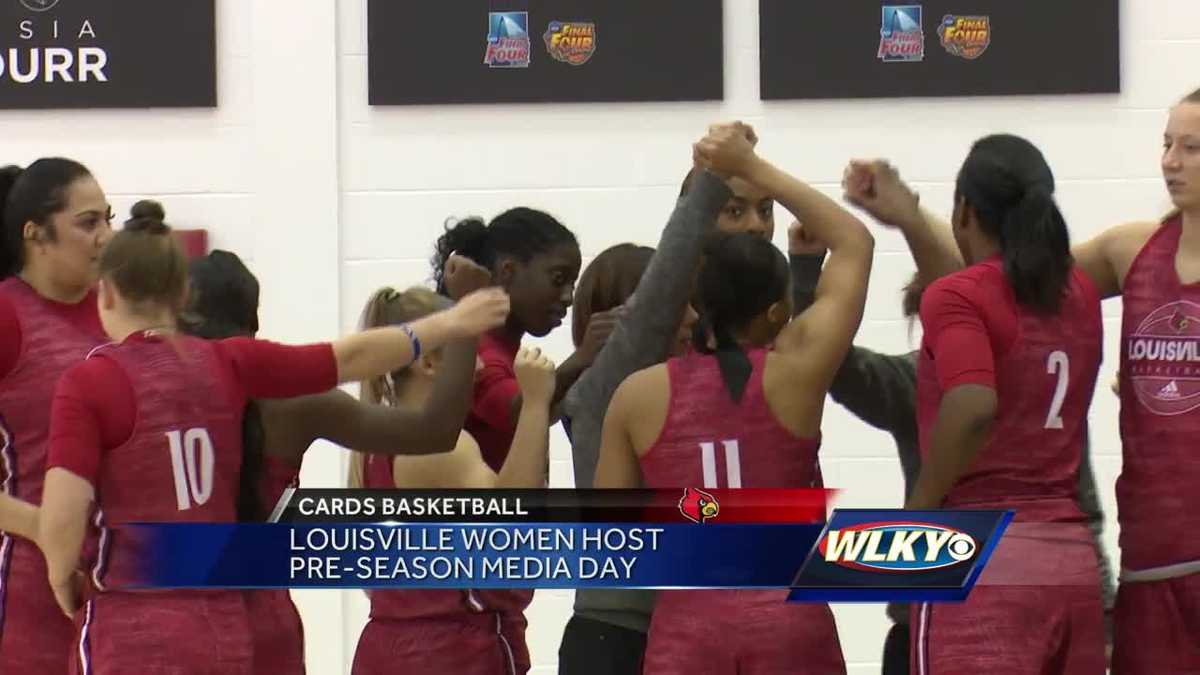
563, 171, 732, 488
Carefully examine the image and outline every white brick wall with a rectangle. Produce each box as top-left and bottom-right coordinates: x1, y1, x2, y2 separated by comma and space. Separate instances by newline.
5, 0, 1198, 671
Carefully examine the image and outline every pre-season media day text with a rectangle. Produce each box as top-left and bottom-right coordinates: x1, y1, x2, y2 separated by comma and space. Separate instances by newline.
289, 526, 664, 582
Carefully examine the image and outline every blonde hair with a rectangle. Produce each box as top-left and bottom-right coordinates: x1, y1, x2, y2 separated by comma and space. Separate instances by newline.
346, 285, 447, 489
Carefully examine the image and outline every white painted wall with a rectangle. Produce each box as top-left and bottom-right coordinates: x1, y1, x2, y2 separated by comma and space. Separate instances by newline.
4, 0, 1199, 672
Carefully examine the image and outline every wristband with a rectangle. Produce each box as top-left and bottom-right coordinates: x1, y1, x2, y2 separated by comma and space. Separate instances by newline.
399, 323, 421, 366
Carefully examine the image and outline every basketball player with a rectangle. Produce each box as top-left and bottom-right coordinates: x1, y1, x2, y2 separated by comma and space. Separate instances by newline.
559, 124, 746, 675
595, 132, 874, 673
179, 233, 494, 674
37, 216, 509, 673
1075, 87, 1200, 673
432, 208, 591, 473
854, 89, 1200, 673
0, 158, 111, 673
880, 135, 1105, 674
348, 287, 557, 675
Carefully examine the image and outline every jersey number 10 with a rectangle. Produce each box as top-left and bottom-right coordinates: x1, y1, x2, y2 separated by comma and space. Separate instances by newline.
165, 428, 215, 510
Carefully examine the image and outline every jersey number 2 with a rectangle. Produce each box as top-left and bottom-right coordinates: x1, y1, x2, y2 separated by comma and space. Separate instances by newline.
165, 428, 215, 510
1044, 351, 1069, 430
699, 440, 742, 488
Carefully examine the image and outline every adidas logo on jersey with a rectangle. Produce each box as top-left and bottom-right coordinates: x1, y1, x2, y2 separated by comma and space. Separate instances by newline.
1158, 380, 1182, 400
818, 523, 978, 572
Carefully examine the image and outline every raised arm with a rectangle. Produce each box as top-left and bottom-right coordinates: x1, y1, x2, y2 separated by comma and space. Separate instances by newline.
563, 127, 739, 487
389, 347, 556, 489
843, 159, 962, 285
332, 288, 508, 385
706, 152, 873, 388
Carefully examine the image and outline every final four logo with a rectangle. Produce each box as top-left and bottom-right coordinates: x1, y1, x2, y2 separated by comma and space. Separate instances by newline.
939, 15, 991, 59
878, 5, 924, 62
484, 12, 530, 68
543, 21, 596, 66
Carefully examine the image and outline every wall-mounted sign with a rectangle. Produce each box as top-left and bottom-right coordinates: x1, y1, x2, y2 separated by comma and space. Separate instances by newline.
368, 0, 723, 105
0, 0, 216, 109
760, 0, 1119, 100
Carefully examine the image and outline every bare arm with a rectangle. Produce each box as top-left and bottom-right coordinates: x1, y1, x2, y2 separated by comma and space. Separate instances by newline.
1072, 220, 1161, 300
741, 156, 874, 386
333, 289, 508, 384
391, 347, 556, 490
38, 468, 93, 616
906, 385, 996, 510
263, 337, 479, 463
843, 160, 962, 285
0, 493, 38, 541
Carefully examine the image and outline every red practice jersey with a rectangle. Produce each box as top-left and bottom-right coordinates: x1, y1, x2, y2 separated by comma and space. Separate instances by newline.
917, 258, 1102, 523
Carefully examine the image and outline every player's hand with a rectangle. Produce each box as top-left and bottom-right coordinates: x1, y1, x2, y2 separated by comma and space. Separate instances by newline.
514, 347, 556, 405
50, 570, 84, 618
445, 288, 510, 337
575, 307, 623, 366
788, 220, 828, 256
694, 122, 758, 179
842, 159, 922, 229
443, 253, 493, 301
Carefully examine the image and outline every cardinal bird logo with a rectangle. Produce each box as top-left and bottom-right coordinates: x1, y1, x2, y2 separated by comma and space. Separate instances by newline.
679, 487, 720, 524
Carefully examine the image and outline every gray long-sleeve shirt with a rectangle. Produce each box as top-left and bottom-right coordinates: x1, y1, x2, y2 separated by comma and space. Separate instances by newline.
562, 172, 732, 632
790, 254, 1117, 624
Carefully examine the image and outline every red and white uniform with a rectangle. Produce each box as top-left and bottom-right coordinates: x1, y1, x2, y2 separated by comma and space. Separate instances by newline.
1112, 215, 1200, 673
351, 453, 529, 675
638, 347, 846, 675
47, 332, 336, 675
0, 278, 103, 674
912, 258, 1105, 675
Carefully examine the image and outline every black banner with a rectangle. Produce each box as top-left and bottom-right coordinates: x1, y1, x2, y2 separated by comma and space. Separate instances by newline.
0, 0, 216, 109
367, 0, 723, 105
760, 1, 1119, 100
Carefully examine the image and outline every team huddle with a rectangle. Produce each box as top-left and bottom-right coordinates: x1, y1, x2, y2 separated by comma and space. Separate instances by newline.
0, 87, 1197, 675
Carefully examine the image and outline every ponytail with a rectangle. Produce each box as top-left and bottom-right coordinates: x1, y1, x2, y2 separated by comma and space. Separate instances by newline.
236, 400, 267, 521
956, 134, 1071, 315
999, 188, 1071, 314
347, 287, 401, 489
692, 313, 754, 403
346, 285, 445, 488
693, 232, 790, 403
432, 217, 490, 295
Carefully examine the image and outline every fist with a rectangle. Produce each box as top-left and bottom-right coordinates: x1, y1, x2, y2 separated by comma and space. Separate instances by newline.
788, 220, 827, 256
514, 346, 556, 404
448, 287, 510, 337
577, 307, 623, 364
841, 159, 921, 228
444, 253, 493, 301
693, 122, 758, 179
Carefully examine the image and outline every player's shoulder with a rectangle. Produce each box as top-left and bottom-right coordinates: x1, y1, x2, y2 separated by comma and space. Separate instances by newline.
614, 363, 668, 406
1099, 219, 1164, 256
924, 261, 1002, 306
